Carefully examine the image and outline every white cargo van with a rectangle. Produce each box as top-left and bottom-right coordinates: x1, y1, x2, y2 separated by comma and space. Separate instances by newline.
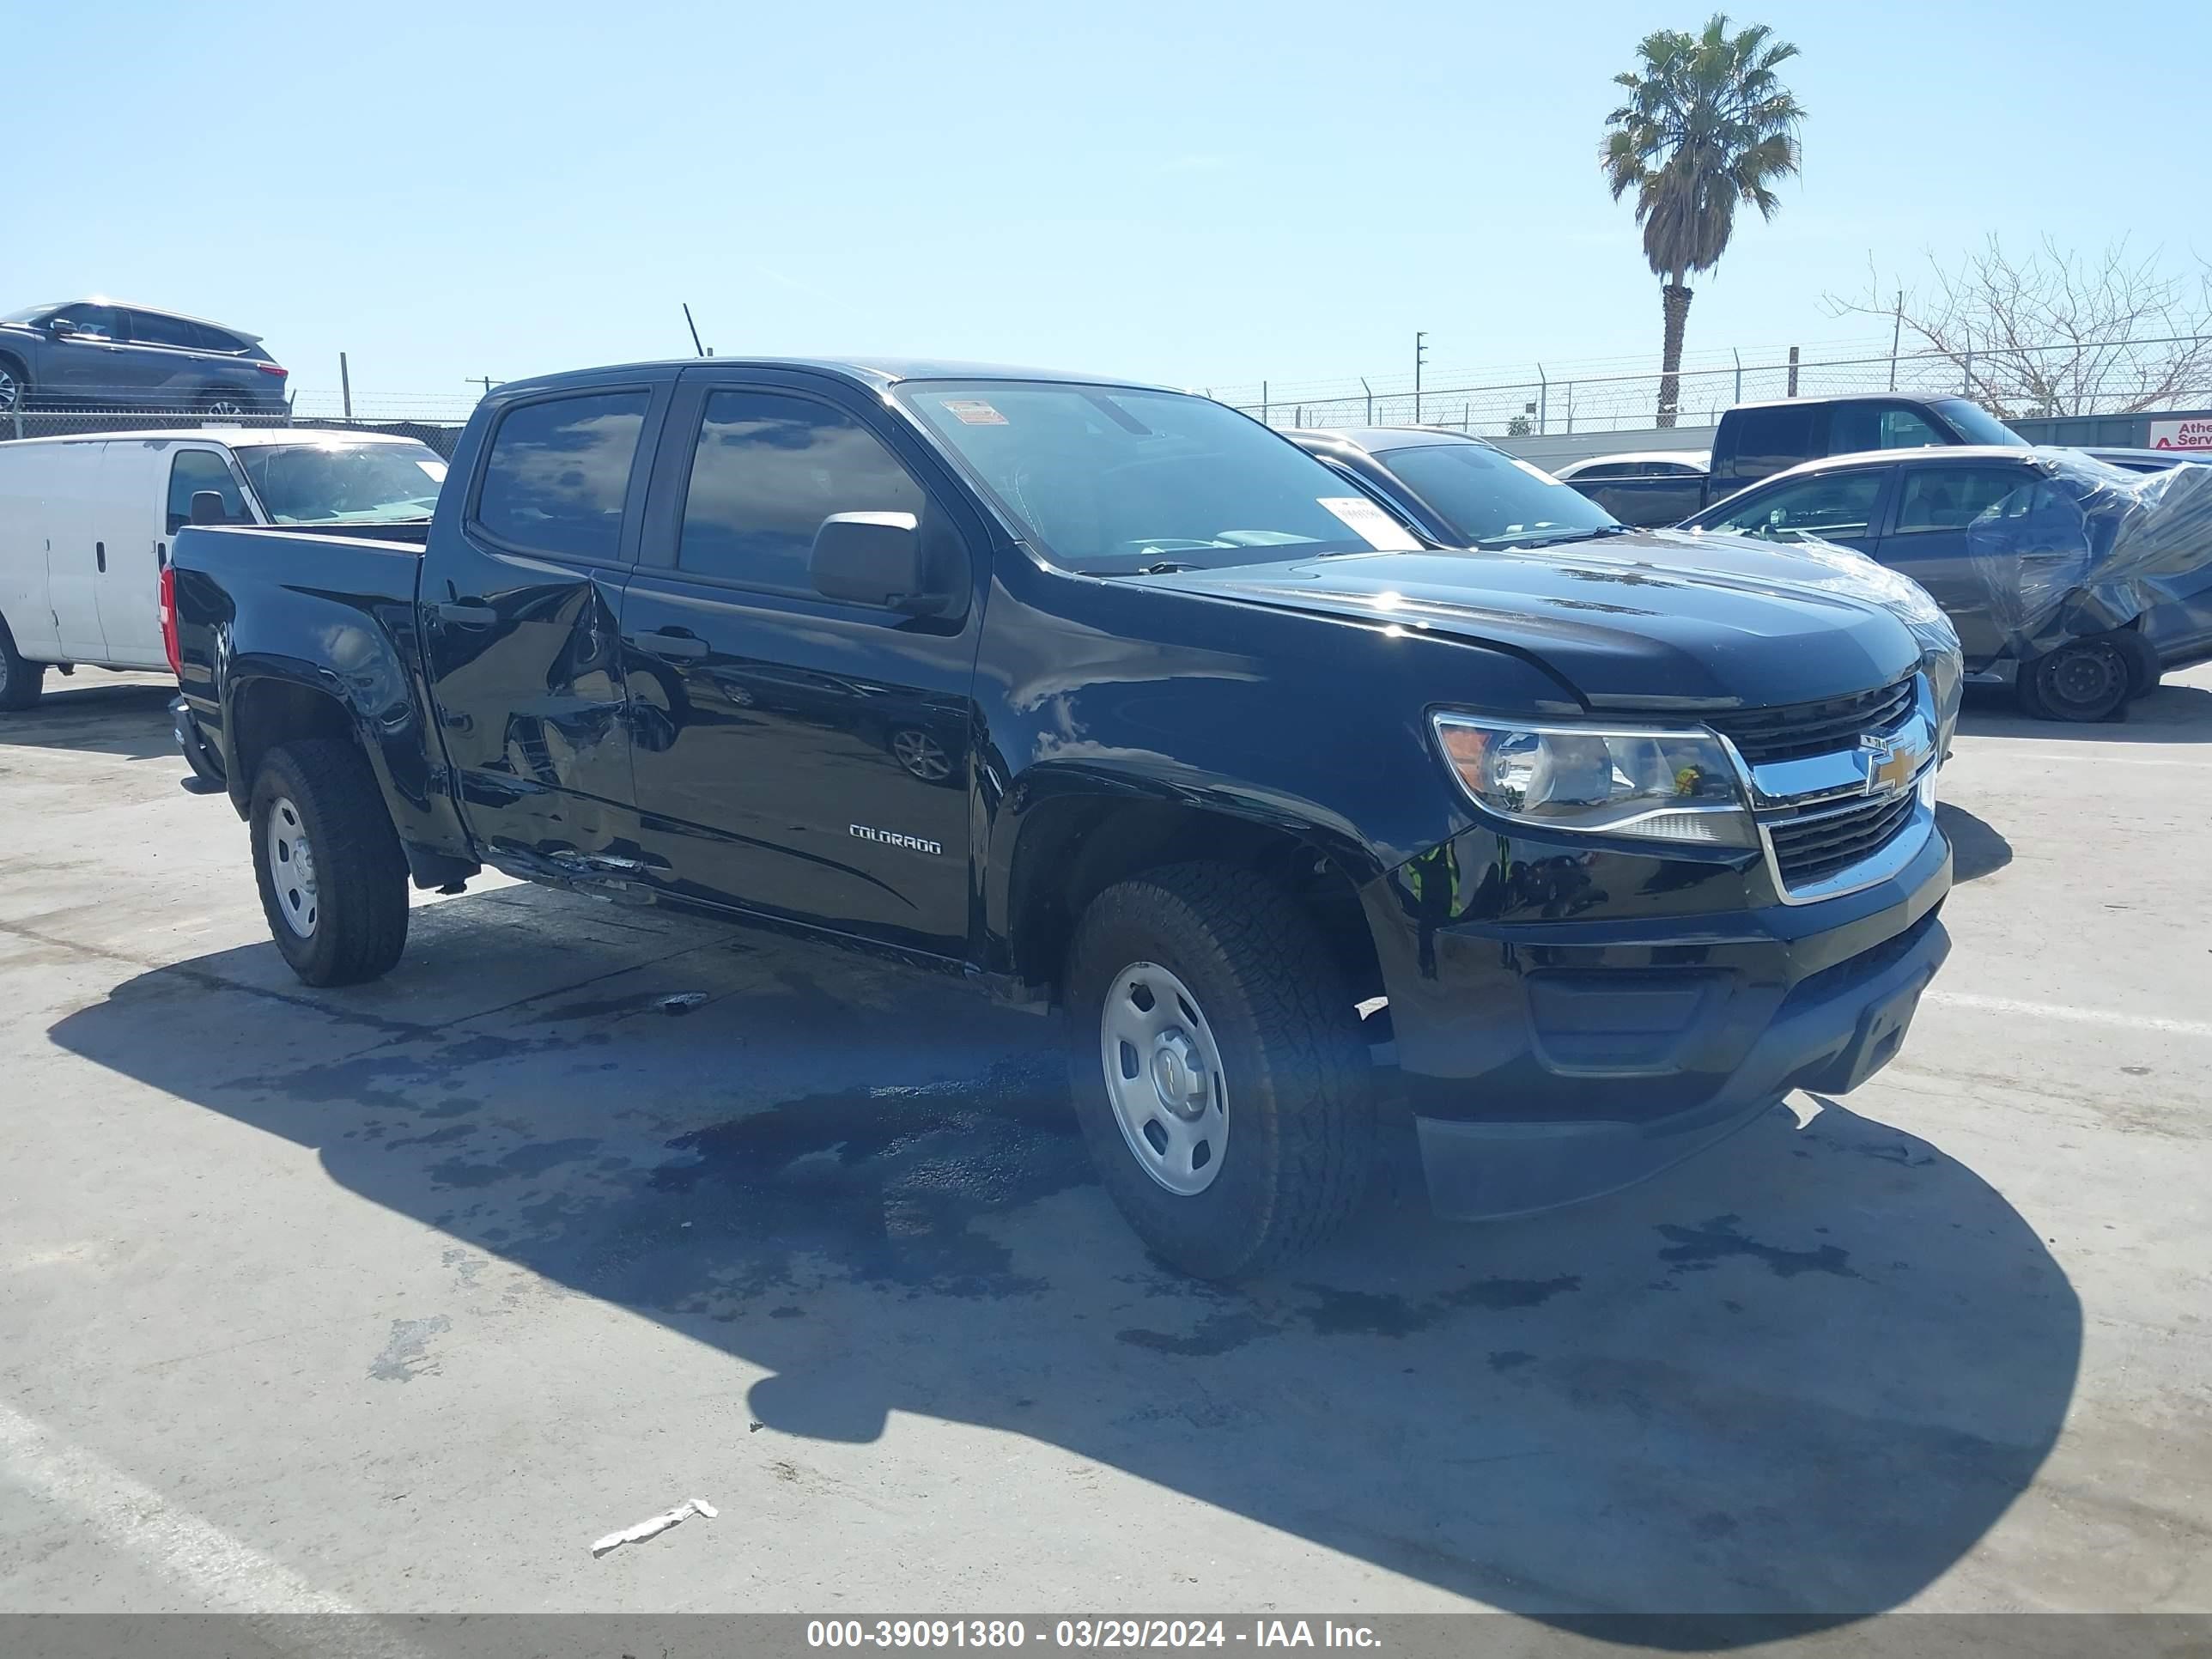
0, 427, 446, 708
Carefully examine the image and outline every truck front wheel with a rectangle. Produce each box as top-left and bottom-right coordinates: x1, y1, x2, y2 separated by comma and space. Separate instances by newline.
250, 739, 409, 986
1064, 862, 1374, 1279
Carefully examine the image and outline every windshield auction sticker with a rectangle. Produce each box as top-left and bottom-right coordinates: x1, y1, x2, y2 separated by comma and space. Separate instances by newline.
1316, 496, 1421, 550
941, 399, 1008, 425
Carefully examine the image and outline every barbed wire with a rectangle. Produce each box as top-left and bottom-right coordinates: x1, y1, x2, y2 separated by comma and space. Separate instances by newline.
1213, 335, 2212, 437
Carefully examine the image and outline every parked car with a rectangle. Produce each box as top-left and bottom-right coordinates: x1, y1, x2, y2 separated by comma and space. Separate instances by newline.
1680, 447, 2212, 720
1290, 425, 1965, 743
1550, 449, 1711, 526
0, 301, 289, 416
171, 356, 1954, 1279
0, 428, 447, 720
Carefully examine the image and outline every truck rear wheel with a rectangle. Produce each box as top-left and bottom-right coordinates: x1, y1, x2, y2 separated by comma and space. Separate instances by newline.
1063, 862, 1373, 1279
250, 738, 409, 987
0, 615, 45, 711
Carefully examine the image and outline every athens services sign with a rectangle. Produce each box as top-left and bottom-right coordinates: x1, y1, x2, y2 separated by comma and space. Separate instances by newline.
2147, 416, 2212, 452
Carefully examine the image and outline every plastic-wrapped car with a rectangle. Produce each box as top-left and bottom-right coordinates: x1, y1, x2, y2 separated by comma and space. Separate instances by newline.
1682, 447, 2212, 721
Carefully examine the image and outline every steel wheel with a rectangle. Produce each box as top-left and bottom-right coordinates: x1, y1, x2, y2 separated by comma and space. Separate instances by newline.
1099, 961, 1228, 1196
2033, 640, 2130, 722
891, 728, 951, 781
203, 395, 246, 417
264, 796, 320, 937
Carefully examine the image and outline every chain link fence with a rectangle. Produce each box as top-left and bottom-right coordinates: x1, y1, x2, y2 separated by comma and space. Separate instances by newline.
3, 386, 471, 459
1210, 336, 2212, 439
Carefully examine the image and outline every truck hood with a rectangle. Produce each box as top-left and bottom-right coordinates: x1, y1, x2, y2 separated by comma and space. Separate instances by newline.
1130, 532, 1924, 709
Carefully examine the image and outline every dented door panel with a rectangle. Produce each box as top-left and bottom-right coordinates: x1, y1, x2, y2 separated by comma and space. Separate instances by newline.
418, 377, 672, 867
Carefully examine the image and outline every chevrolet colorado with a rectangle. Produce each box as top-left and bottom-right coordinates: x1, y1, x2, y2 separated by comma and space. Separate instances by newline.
169, 358, 1954, 1278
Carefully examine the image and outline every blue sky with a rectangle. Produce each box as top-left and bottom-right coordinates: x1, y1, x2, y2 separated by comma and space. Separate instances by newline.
15, 0, 2205, 415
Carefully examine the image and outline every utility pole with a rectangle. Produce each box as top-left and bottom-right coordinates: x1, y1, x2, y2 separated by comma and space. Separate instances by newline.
1413, 331, 1429, 424
1888, 290, 1904, 391
339, 352, 353, 422
465, 376, 500, 399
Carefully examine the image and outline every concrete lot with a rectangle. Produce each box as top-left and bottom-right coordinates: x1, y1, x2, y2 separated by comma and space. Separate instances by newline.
0, 668, 2207, 1634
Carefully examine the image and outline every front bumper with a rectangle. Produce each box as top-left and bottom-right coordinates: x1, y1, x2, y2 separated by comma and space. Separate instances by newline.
1370, 816, 1952, 1220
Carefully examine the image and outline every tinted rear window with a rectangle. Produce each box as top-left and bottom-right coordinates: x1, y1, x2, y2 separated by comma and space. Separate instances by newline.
473, 391, 649, 562
1725, 405, 1816, 479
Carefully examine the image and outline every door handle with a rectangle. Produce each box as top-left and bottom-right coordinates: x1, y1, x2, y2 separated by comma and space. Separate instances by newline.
95, 541, 106, 573
436, 600, 497, 626
626, 629, 710, 659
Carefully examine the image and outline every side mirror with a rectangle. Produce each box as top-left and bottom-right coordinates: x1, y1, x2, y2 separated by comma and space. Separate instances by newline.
46, 317, 78, 338
810, 512, 930, 609
189, 490, 228, 526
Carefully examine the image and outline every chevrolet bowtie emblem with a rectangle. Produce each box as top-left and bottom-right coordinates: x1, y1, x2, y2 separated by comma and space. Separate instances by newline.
1860, 732, 1924, 796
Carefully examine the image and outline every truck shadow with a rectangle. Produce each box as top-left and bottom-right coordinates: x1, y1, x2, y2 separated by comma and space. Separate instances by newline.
1933, 802, 2011, 884
0, 678, 181, 763
47, 894, 2079, 1638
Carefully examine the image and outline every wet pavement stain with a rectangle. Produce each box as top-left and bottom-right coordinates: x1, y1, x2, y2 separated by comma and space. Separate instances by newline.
529, 992, 671, 1024
1656, 1214, 1859, 1279
429, 1138, 603, 1190
1117, 1310, 1277, 1357
542, 1058, 1100, 1304
1297, 1274, 1581, 1339
386, 1123, 477, 1152
368, 1315, 452, 1382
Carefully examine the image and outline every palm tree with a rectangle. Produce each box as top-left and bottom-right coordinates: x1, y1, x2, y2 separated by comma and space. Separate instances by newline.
1601, 15, 1804, 427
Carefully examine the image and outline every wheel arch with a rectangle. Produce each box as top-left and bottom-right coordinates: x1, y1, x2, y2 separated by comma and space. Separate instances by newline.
227, 676, 361, 817
988, 779, 1388, 1010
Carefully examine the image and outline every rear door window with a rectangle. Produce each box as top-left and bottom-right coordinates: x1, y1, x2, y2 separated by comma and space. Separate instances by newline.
471, 391, 650, 562
125, 311, 200, 349
1828, 401, 1948, 455
1892, 465, 2038, 533
167, 449, 252, 532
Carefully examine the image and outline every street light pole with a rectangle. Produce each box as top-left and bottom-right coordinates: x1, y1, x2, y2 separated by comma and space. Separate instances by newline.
1413, 331, 1428, 424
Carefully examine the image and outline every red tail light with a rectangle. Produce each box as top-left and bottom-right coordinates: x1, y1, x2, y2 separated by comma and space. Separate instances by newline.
256, 362, 288, 377
160, 564, 182, 678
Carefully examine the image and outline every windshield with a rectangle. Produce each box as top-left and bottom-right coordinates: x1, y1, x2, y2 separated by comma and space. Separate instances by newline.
234, 441, 447, 526
896, 381, 1420, 572
1933, 398, 2029, 447
1, 304, 56, 325
1375, 442, 1620, 545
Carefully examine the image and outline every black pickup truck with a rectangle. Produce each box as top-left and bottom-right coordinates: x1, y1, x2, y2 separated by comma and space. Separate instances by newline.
1554, 392, 2031, 526
169, 357, 1955, 1278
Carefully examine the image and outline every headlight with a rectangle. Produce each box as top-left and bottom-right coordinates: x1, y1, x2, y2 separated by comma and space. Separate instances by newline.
1431, 714, 1756, 847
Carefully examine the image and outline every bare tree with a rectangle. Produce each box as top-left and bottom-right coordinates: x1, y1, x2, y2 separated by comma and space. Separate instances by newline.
1828, 237, 2212, 417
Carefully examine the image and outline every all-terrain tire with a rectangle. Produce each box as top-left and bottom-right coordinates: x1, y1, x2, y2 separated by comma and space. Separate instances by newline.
250, 738, 410, 986
1063, 862, 1374, 1279
0, 614, 46, 711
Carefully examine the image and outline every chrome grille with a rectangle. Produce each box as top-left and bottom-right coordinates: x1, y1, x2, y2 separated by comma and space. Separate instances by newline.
1765, 790, 1921, 889
1707, 677, 1917, 766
